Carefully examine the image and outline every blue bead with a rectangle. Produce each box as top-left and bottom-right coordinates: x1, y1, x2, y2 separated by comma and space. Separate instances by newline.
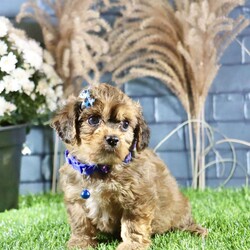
81, 189, 90, 199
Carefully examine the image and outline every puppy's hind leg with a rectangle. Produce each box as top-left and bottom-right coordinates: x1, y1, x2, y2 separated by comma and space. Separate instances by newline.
66, 201, 98, 250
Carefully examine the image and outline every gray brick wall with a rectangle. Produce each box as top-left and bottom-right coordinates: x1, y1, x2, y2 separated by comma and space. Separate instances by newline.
20, 126, 55, 194
1, 1, 250, 194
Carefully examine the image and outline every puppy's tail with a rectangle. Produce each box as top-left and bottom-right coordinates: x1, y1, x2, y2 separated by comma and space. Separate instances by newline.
184, 222, 208, 237
178, 218, 208, 237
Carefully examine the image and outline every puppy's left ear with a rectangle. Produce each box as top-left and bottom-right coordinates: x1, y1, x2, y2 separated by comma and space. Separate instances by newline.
51, 96, 81, 145
134, 107, 150, 151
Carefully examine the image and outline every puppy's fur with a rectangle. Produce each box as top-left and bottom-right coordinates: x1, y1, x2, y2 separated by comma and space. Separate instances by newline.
52, 83, 207, 250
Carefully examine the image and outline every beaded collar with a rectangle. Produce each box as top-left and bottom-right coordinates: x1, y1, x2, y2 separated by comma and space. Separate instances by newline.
65, 149, 132, 176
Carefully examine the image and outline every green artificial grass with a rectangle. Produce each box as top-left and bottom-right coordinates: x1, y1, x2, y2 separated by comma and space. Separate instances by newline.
0, 188, 249, 250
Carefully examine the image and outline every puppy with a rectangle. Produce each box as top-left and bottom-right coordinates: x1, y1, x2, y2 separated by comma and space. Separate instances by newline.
51, 83, 207, 250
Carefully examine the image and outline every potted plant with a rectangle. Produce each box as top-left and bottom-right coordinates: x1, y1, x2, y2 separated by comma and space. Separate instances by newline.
0, 16, 63, 212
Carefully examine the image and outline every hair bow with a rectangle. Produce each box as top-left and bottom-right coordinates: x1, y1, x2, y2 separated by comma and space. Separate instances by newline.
79, 89, 95, 109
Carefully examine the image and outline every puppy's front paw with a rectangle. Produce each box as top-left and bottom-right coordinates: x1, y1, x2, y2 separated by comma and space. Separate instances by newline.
67, 236, 97, 250
117, 242, 149, 250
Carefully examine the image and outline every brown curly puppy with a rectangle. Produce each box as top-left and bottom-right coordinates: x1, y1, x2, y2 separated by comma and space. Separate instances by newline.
51, 83, 207, 250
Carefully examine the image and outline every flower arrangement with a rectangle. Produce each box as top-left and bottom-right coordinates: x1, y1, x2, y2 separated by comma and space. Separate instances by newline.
0, 16, 63, 126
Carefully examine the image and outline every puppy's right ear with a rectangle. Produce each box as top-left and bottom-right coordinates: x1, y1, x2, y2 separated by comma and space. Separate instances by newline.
51, 96, 81, 145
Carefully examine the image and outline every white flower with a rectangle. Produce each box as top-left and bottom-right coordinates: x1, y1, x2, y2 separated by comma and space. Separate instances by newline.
8, 33, 27, 53
0, 52, 17, 73
23, 63, 36, 75
0, 96, 16, 116
23, 48, 43, 70
4, 68, 35, 95
0, 17, 10, 37
0, 40, 8, 56
37, 104, 47, 114
21, 40, 43, 70
45, 87, 58, 111
42, 64, 53, 79
42, 63, 57, 79
43, 50, 55, 66
46, 99, 57, 112
28, 40, 42, 55
55, 85, 63, 97
0, 16, 65, 125
42, 63, 62, 88
0, 25, 8, 37
30, 93, 36, 101
0, 81, 4, 93
10, 27, 26, 39
1, 75, 22, 93
12, 67, 31, 81
0, 17, 11, 27
8, 33, 43, 70
45, 87, 57, 102
36, 79, 49, 96
22, 80, 35, 95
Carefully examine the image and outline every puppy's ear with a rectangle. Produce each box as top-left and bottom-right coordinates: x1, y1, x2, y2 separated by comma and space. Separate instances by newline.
51, 96, 81, 145
134, 108, 150, 151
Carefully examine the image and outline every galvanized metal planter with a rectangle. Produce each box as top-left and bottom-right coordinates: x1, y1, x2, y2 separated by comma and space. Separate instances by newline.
0, 125, 26, 212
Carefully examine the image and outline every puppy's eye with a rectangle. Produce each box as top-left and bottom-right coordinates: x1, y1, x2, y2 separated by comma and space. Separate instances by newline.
88, 116, 101, 126
121, 120, 129, 131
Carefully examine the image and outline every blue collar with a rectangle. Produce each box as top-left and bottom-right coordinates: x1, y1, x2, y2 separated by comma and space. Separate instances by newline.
65, 149, 133, 176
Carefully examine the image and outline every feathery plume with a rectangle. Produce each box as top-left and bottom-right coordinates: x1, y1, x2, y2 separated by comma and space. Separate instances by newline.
17, 0, 111, 96
106, 0, 249, 189
107, 0, 249, 119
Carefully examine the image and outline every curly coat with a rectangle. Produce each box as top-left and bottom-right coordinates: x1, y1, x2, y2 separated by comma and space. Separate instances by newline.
51, 83, 207, 250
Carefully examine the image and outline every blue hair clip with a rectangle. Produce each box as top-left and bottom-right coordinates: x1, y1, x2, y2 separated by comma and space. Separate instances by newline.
79, 89, 95, 109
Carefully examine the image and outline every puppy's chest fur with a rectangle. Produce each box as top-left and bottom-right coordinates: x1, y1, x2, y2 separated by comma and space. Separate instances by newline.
84, 178, 123, 233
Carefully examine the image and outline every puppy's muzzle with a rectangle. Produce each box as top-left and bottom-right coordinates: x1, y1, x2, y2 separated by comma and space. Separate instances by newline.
105, 135, 119, 147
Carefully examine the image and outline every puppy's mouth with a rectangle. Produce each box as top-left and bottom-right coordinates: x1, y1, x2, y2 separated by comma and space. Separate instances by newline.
94, 144, 128, 165
101, 146, 121, 161
84, 136, 132, 165
103, 144, 118, 153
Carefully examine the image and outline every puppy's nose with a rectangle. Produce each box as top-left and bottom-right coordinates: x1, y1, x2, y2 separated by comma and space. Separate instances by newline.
105, 135, 119, 147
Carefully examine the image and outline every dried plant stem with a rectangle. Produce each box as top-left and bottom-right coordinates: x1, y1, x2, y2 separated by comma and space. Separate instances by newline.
52, 133, 59, 193
154, 119, 213, 190
153, 119, 214, 152
203, 130, 237, 187
237, 38, 250, 60
199, 108, 206, 190
154, 120, 193, 153
154, 120, 249, 188
198, 129, 247, 188
216, 139, 250, 147
198, 159, 248, 187
187, 112, 195, 175
193, 108, 203, 189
